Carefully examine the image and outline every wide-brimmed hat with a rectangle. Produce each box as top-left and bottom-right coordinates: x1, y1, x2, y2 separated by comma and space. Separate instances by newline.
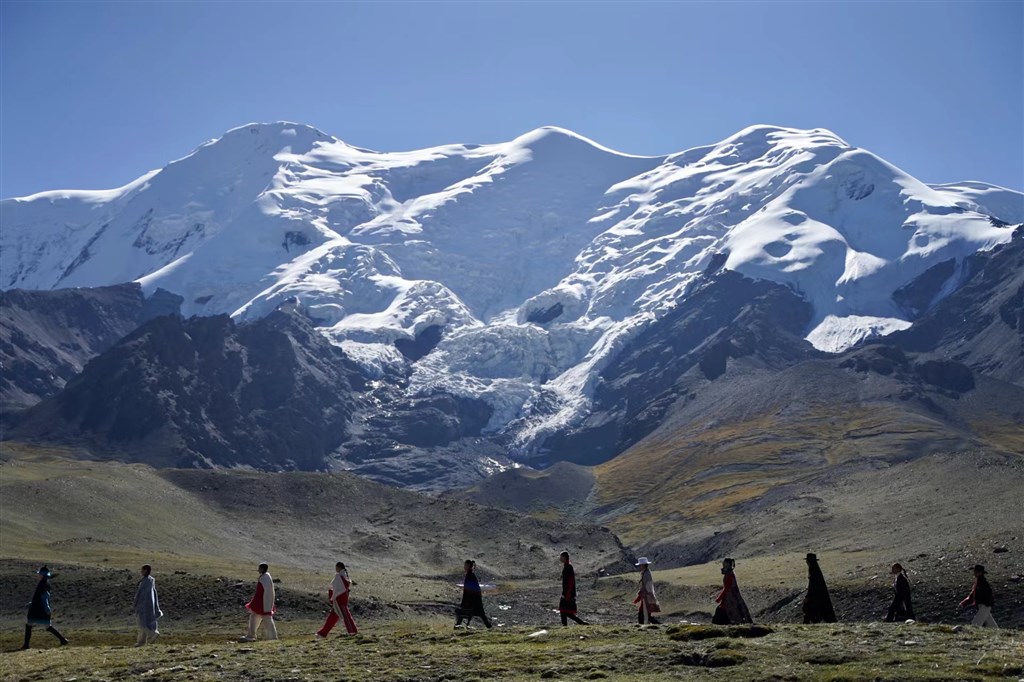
36, 566, 52, 577
635, 557, 652, 566
805, 553, 818, 562
972, 564, 986, 573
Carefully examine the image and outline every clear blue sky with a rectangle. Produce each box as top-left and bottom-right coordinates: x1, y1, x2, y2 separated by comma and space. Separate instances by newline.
1, 1, 1021, 198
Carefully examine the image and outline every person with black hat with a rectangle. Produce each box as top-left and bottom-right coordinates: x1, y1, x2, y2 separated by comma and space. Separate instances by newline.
21, 566, 69, 650
557, 551, 588, 626
884, 563, 914, 622
801, 553, 837, 624
959, 564, 997, 628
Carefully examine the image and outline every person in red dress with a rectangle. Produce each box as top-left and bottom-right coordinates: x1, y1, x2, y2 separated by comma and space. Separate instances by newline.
712, 558, 752, 624
240, 563, 277, 641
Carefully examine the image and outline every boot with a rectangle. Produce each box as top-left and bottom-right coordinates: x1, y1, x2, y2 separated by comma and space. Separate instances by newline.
46, 626, 68, 645
21, 625, 31, 650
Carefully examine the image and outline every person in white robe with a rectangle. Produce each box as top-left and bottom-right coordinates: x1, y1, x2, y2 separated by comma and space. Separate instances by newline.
133, 564, 163, 646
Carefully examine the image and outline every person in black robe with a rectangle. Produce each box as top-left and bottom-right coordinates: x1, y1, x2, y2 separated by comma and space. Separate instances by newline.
454, 560, 492, 629
22, 566, 69, 650
558, 551, 588, 626
802, 553, 837, 624
885, 563, 915, 622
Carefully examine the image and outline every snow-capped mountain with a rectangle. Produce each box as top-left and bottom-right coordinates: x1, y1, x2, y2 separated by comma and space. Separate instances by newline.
2, 122, 1020, 454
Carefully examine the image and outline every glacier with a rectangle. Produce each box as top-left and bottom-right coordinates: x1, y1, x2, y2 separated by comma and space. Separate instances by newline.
2, 122, 1020, 452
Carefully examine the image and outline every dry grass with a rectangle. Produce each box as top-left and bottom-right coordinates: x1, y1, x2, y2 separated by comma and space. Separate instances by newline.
0, 621, 1019, 681
591, 405, 1015, 543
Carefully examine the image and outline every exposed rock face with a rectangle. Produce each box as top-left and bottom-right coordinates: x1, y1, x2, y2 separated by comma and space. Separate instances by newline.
395, 324, 444, 362
892, 258, 957, 317
5, 301, 509, 485
338, 388, 511, 491
541, 271, 817, 465
0, 283, 181, 411
888, 226, 1024, 386
8, 307, 367, 470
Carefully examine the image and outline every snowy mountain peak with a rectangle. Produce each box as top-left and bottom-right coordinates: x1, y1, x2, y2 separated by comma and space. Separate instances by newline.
2, 123, 1020, 453
508, 126, 660, 159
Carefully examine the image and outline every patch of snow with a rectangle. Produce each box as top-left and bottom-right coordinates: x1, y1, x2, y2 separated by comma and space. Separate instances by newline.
806, 315, 913, 353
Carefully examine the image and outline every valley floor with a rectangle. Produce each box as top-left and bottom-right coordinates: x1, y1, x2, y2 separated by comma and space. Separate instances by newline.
1, 621, 1021, 681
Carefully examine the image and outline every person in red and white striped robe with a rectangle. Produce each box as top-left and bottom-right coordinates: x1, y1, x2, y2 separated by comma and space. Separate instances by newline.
316, 562, 358, 637
240, 563, 277, 641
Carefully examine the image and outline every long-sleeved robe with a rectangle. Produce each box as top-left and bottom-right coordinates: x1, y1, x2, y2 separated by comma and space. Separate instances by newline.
26, 578, 53, 626
559, 563, 578, 615
802, 560, 837, 623
885, 572, 914, 622
634, 567, 660, 614
134, 575, 163, 632
712, 568, 753, 624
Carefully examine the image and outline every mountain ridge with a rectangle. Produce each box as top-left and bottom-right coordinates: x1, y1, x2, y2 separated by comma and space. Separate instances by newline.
2, 122, 1021, 462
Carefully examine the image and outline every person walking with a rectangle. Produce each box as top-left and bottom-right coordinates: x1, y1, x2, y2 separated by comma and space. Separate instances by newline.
240, 563, 278, 641
712, 558, 753, 624
959, 564, 997, 628
316, 562, 358, 638
454, 560, 492, 629
632, 558, 661, 624
884, 563, 914, 622
21, 566, 69, 650
802, 553, 837, 623
558, 551, 588, 626
133, 564, 163, 646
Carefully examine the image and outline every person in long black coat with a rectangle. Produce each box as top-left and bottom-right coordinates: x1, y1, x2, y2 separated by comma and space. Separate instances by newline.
802, 553, 837, 624
454, 560, 492, 629
21, 566, 69, 650
558, 551, 588, 626
885, 563, 915, 622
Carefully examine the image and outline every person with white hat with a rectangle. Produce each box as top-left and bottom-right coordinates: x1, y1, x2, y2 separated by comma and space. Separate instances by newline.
632, 558, 661, 624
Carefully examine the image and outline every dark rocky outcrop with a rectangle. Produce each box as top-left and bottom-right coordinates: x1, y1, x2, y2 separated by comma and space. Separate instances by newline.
542, 270, 818, 465
892, 258, 957, 317
7, 306, 367, 470
4, 293, 507, 485
395, 324, 444, 361
0, 283, 182, 412
526, 302, 564, 324
888, 226, 1024, 386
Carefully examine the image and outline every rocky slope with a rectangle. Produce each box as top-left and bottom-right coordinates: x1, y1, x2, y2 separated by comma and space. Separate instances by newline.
0, 283, 180, 412
888, 225, 1024, 386
5, 302, 510, 485
7, 306, 367, 469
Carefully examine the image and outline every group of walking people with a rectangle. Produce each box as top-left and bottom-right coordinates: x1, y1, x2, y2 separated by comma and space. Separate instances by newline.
241, 561, 360, 642
19, 552, 999, 649
708, 553, 998, 628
